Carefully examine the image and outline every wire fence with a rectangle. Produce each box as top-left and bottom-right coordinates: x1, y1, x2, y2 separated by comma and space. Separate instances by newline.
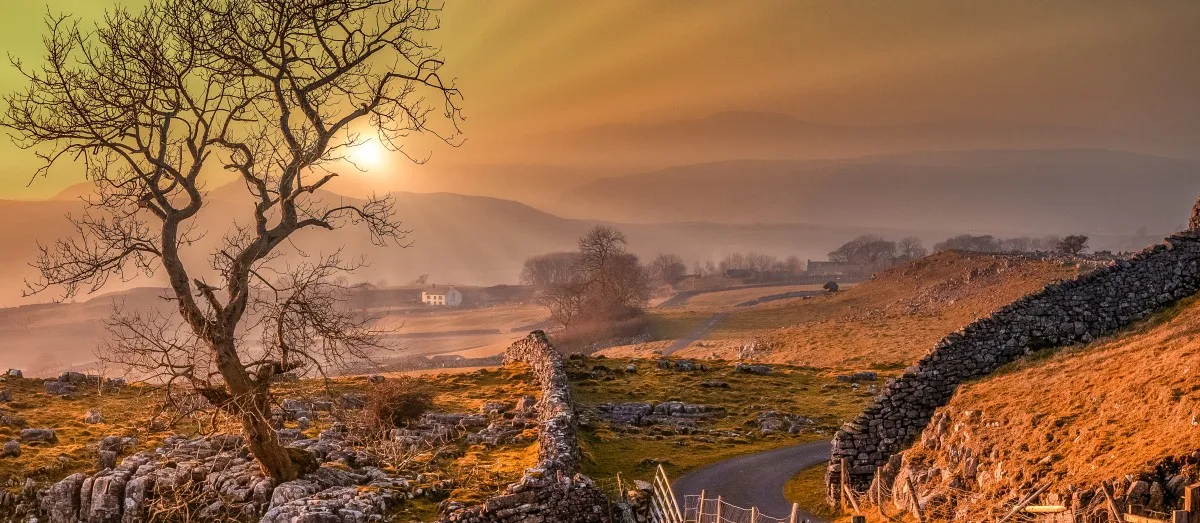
680, 495, 793, 523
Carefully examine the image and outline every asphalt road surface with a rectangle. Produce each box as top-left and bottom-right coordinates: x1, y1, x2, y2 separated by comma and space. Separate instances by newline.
673, 441, 832, 523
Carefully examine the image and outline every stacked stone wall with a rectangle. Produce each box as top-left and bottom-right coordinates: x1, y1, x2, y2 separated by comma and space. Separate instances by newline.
827, 232, 1200, 497
441, 331, 612, 523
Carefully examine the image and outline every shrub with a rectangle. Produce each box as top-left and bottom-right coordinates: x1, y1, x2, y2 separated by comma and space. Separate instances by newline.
364, 377, 434, 430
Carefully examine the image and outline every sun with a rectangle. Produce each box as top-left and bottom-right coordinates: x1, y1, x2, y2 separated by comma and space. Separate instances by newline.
349, 138, 387, 171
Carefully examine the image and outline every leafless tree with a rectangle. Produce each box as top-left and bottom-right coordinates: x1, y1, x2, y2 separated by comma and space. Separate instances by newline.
897, 236, 928, 261
647, 253, 687, 286
527, 226, 649, 331
3, 0, 462, 481
520, 251, 578, 291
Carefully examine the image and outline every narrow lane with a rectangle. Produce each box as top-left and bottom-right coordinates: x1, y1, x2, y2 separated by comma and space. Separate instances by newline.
672, 441, 832, 523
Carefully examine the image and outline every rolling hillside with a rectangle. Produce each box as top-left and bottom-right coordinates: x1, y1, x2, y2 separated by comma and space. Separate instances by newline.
640, 251, 1088, 370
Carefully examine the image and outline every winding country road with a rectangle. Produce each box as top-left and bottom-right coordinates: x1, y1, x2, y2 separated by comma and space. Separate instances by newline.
673, 441, 832, 523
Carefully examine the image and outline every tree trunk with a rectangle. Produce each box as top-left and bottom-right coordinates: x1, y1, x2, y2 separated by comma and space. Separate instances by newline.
209, 337, 301, 482
241, 389, 299, 482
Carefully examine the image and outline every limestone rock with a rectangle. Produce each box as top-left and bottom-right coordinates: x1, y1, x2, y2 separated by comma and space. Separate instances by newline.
20, 428, 58, 444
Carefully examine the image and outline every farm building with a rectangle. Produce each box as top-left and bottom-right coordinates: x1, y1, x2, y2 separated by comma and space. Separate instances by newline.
421, 287, 464, 306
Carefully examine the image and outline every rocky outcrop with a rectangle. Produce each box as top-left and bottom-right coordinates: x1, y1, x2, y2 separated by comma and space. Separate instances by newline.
440, 331, 612, 523
828, 232, 1200, 495
33, 432, 422, 523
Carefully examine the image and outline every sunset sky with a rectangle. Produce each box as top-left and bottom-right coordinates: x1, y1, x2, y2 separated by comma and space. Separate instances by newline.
1, 1, 1199, 198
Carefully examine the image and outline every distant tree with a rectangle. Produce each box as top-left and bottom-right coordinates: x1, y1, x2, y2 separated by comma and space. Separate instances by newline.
896, 237, 928, 261
531, 226, 650, 329
648, 254, 688, 285
1057, 235, 1090, 256
784, 255, 803, 276
520, 252, 578, 291
414, 274, 430, 286
718, 252, 747, 273
829, 235, 897, 272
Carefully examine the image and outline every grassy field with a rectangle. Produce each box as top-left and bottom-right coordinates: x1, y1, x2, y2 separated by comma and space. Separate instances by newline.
566, 357, 884, 486
682, 284, 836, 309
784, 464, 838, 520
373, 303, 547, 334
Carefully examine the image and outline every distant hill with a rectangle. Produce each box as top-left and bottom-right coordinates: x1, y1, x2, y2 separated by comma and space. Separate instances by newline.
549, 149, 1200, 237
536, 111, 1192, 166
0, 186, 963, 309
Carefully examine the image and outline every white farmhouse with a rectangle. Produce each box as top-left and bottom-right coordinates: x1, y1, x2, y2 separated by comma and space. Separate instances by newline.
421, 287, 463, 307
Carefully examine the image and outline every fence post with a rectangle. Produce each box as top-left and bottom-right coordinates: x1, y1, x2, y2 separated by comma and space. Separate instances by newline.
1186, 484, 1200, 513
698, 490, 706, 523
716, 496, 723, 522
750, 506, 758, 523
789, 502, 800, 523
840, 458, 850, 510
1102, 482, 1121, 523
905, 477, 924, 523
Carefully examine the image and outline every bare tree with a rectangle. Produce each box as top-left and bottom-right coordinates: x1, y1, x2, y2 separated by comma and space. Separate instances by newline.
3, 0, 462, 481
520, 252, 579, 291
897, 236, 928, 261
647, 253, 687, 286
529, 226, 649, 332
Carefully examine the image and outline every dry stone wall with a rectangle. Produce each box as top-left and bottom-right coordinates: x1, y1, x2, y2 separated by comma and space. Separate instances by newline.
827, 232, 1200, 495
440, 331, 613, 523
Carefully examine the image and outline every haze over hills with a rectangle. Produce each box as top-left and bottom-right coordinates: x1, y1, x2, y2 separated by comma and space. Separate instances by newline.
531, 111, 1197, 166
548, 149, 1200, 236
0, 184, 964, 308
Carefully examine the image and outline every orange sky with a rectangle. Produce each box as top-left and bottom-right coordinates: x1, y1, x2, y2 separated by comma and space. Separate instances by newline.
2, 1, 1199, 198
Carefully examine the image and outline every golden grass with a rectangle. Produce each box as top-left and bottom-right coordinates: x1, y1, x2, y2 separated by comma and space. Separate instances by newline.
0, 378, 174, 486
902, 294, 1200, 518
570, 358, 884, 485
670, 252, 1081, 370
783, 464, 839, 520
684, 284, 840, 309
